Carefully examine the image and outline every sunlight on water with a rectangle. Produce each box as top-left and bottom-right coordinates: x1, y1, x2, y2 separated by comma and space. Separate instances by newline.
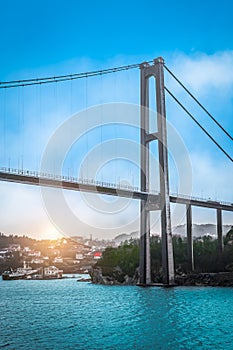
0, 279, 233, 349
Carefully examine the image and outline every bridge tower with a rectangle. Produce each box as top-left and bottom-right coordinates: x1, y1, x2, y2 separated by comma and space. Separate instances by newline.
139, 57, 175, 286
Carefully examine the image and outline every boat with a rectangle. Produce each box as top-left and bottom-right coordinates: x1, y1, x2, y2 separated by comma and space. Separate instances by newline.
2, 262, 38, 280
2, 263, 63, 280
2, 268, 26, 280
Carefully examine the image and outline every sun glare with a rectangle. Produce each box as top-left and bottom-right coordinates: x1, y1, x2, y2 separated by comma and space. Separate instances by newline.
40, 229, 64, 241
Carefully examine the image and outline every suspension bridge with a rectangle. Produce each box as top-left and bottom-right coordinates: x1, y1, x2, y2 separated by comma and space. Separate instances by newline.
0, 57, 232, 286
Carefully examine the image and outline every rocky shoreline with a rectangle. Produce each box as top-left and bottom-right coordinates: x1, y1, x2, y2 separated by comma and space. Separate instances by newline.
89, 267, 138, 285
176, 272, 233, 287
90, 268, 233, 287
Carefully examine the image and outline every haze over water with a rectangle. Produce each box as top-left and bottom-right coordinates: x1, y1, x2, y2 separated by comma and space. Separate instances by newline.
0, 278, 233, 349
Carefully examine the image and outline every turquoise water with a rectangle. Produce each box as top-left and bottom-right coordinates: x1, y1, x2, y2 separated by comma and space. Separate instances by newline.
0, 277, 233, 349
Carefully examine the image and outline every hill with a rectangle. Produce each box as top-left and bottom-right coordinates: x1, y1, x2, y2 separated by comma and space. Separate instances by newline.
0, 232, 37, 249
114, 224, 232, 244
173, 224, 232, 237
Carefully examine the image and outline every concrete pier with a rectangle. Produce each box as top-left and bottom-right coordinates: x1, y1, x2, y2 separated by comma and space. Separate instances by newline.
186, 204, 194, 271
217, 209, 223, 254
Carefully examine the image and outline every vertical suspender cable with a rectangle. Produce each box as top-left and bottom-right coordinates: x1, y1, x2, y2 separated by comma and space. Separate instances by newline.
21, 86, 24, 171
85, 74, 89, 181
3, 88, 6, 166
114, 70, 117, 186
17, 87, 20, 170
69, 79, 73, 178
38, 83, 42, 172
100, 72, 103, 184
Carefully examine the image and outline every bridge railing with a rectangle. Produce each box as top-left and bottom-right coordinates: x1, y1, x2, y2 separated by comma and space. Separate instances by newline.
0, 167, 232, 206
170, 192, 233, 207
0, 167, 143, 193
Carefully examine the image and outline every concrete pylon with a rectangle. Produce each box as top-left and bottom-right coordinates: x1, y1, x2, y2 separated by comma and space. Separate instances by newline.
139, 64, 151, 285
186, 204, 194, 271
139, 58, 175, 286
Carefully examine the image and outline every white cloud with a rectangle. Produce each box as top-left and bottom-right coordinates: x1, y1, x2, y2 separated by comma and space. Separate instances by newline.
189, 152, 233, 202
167, 51, 233, 94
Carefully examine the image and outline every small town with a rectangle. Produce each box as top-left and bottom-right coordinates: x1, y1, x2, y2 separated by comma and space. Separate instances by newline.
0, 232, 118, 279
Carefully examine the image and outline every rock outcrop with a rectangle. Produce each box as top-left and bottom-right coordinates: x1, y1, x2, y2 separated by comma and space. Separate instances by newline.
175, 272, 233, 287
89, 267, 139, 285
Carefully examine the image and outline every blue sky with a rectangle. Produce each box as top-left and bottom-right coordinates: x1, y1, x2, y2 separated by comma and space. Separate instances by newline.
0, 0, 232, 239
1, 0, 233, 77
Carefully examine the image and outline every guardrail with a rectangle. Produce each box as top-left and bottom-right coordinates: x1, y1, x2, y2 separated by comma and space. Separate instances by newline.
0, 167, 232, 207
170, 192, 233, 206
0, 167, 143, 193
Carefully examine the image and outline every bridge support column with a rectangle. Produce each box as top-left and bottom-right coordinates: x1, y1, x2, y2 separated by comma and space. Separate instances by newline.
155, 58, 175, 286
139, 204, 151, 284
139, 63, 151, 285
139, 58, 175, 286
217, 209, 223, 254
186, 204, 194, 271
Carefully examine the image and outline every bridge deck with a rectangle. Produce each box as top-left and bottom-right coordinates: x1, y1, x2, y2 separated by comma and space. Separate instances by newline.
0, 169, 232, 212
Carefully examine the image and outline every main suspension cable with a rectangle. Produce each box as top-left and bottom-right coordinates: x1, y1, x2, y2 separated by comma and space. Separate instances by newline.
165, 86, 233, 162
164, 65, 233, 141
0, 61, 153, 89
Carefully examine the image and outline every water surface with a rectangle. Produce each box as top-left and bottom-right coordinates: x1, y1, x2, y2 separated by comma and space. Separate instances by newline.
0, 277, 232, 349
